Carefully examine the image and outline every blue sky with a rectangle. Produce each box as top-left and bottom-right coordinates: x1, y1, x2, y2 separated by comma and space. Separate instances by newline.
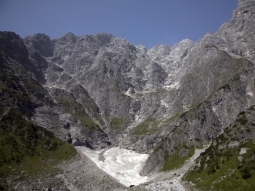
0, 0, 237, 48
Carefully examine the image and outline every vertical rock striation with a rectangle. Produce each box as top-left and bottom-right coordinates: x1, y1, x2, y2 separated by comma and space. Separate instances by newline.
1, 0, 255, 186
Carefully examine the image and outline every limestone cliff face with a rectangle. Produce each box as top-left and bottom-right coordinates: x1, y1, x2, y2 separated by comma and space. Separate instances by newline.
1, 0, 255, 176
0, 31, 110, 150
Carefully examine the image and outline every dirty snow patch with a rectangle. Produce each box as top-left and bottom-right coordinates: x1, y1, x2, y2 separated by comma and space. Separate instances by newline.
77, 146, 149, 187
247, 91, 254, 97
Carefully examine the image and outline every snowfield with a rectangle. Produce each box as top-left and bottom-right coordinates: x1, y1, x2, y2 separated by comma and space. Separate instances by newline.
77, 146, 149, 187
77, 146, 208, 190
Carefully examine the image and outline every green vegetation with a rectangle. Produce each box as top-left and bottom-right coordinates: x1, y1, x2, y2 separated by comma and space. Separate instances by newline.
71, 85, 105, 126
78, 116, 102, 131
236, 112, 248, 125
71, 85, 99, 112
54, 89, 102, 131
0, 67, 31, 109
179, 56, 245, 119
0, 60, 53, 121
237, 117, 248, 125
0, 108, 77, 189
248, 105, 255, 111
161, 146, 195, 171
20, 73, 52, 104
0, 51, 79, 189
183, 111, 255, 191
184, 141, 255, 191
153, 88, 167, 94
110, 117, 127, 130
132, 118, 160, 135
163, 113, 181, 124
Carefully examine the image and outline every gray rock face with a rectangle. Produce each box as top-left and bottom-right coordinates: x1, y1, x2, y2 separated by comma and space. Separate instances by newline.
2, 0, 255, 179
24, 0, 255, 151
24, 33, 53, 57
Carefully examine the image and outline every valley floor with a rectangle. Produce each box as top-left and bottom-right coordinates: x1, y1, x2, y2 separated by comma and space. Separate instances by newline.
144, 147, 207, 191
56, 148, 126, 191
10, 143, 208, 190
78, 146, 208, 191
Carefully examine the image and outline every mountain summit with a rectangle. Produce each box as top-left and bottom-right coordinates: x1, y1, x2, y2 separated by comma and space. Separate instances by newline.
1, 0, 255, 190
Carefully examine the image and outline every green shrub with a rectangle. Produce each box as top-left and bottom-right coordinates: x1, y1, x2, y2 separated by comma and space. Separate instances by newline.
161, 146, 194, 171
132, 118, 159, 135
0, 108, 77, 187
237, 117, 248, 125
110, 117, 127, 130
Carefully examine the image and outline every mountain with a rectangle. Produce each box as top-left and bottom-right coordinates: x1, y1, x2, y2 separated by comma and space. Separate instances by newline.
0, 32, 77, 190
1, 0, 255, 190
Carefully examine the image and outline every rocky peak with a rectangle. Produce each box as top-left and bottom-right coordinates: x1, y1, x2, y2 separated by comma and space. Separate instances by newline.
0, 31, 28, 62
79, 33, 113, 47
3, 0, 255, 190
24, 33, 53, 57
136, 44, 147, 52
212, 0, 255, 62
147, 45, 171, 61
0, 31, 47, 83
238, 0, 255, 7
94, 32, 113, 41
54, 32, 78, 45
172, 39, 194, 49
235, 0, 255, 18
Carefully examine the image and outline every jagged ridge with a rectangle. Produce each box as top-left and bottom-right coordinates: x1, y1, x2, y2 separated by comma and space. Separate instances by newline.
1, 0, 255, 190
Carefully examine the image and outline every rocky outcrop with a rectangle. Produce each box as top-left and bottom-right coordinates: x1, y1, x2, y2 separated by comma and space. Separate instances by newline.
141, 0, 255, 174
0, 31, 110, 150
1, 1, 255, 188
19, 0, 255, 173
183, 104, 255, 190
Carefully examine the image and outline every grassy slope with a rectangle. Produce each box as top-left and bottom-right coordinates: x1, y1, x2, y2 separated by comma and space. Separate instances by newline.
131, 118, 161, 135
0, 51, 77, 189
52, 88, 103, 131
161, 146, 195, 171
110, 117, 127, 130
0, 108, 77, 189
183, 108, 255, 191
